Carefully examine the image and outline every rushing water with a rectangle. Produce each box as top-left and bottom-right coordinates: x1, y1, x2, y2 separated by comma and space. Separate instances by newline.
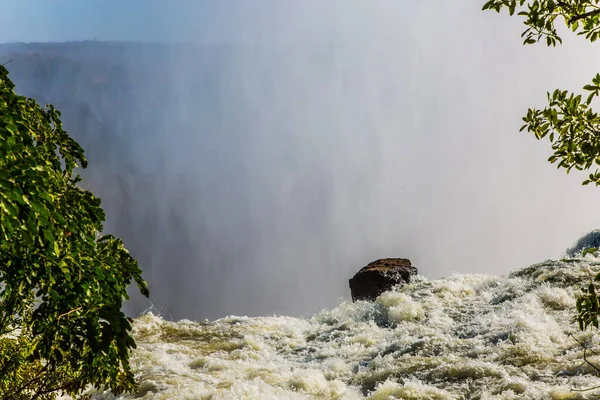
76, 254, 600, 399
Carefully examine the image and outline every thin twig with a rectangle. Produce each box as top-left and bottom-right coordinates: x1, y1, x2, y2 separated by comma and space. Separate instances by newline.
569, 333, 600, 393
555, 1, 600, 24
57, 307, 82, 321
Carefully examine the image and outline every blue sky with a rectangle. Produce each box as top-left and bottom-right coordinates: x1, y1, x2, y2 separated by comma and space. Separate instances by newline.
0, 1, 410, 45
0, 0, 209, 43
0, 0, 336, 44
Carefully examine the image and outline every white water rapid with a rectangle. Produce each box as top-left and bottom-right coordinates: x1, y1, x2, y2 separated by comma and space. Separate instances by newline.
80, 254, 600, 399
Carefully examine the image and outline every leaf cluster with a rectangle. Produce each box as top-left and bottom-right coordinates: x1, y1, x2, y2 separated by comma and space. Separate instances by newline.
521, 77, 600, 185
577, 278, 600, 330
483, 0, 600, 45
0, 65, 148, 398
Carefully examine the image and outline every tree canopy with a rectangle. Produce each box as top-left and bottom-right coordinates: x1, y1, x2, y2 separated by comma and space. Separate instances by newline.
0, 65, 148, 398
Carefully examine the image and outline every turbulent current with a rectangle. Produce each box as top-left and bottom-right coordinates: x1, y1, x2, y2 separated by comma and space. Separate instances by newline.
76, 255, 600, 399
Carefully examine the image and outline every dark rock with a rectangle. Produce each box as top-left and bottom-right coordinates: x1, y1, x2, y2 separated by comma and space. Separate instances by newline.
349, 258, 417, 302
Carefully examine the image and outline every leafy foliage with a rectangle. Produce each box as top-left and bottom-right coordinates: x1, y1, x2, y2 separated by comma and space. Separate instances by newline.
577, 279, 600, 330
482, 0, 600, 45
0, 65, 148, 398
483, 0, 600, 185
522, 82, 600, 185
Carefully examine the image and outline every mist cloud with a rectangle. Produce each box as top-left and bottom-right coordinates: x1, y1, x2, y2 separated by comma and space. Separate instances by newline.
5, 1, 600, 320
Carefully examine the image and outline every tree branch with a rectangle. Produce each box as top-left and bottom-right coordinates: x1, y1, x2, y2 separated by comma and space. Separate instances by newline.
569, 9, 600, 24
569, 333, 600, 393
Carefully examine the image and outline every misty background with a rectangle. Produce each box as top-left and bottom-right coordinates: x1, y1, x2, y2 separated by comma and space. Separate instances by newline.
1, 1, 600, 320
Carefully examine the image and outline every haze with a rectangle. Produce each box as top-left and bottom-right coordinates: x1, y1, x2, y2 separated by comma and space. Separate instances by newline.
2, 1, 600, 320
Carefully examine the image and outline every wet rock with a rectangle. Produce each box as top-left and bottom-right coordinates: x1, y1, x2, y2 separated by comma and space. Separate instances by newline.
137, 380, 161, 396
349, 258, 417, 302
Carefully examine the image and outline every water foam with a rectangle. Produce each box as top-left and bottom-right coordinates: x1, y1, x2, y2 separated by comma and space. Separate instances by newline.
76, 258, 600, 399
